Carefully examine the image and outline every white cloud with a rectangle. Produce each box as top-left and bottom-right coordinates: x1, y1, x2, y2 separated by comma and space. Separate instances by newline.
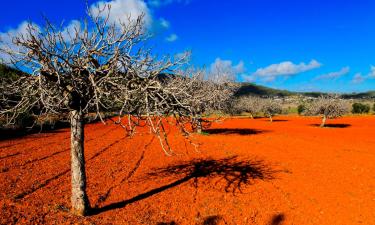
159, 18, 170, 29
210, 58, 245, 74
0, 21, 40, 64
351, 65, 375, 84
60, 20, 81, 41
90, 0, 152, 28
208, 58, 246, 82
253, 60, 322, 82
165, 33, 178, 42
352, 73, 365, 84
314, 66, 350, 80
368, 65, 375, 78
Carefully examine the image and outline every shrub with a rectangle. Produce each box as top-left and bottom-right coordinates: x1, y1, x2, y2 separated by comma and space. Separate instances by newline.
15, 112, 36, 129
297, 104, 306, 115
352, 103, 370, 114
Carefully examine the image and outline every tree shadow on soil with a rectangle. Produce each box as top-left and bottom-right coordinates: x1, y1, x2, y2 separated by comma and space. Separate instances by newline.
157, 215, 222, 225
309, 124, 351, 128
269, 213, 285, 225
203, 128, 269, 135
90, 156, 279, 216
271, 119, 288, 122
0, 122, 70, 141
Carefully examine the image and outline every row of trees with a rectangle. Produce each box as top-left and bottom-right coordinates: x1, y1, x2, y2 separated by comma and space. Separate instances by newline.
231, 95, 349, 127
230, 96, 282, 122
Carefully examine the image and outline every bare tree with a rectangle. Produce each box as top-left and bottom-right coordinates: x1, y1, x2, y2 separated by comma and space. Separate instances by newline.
260, 98, 282, 122
0, 7, 195, 216
167, 66, 235, 134
306, 95, 349, 127
234, 95, 262, 119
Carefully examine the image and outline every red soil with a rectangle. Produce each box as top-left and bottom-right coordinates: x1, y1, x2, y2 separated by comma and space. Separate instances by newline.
1, 116, 375, 225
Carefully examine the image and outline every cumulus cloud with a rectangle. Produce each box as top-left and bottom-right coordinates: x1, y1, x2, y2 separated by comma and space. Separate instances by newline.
252, 60, 322, 82
314, 66, 350, 80
210, 58, 245, 74
208, 58, 245, 81
165, 33, 178, 42
352, 73, 365, 84
90, 0, 152, 28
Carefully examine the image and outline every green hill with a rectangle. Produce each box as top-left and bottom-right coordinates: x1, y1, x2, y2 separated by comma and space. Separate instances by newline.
235, 82, 375, 99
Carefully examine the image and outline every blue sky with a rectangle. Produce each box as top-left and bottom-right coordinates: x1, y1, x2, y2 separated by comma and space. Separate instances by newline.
0, 0, 374, 92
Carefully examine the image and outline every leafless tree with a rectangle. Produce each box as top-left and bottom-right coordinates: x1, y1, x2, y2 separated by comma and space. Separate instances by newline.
260, 98, 282, 122
234, 95, 262, 119
167, 67, 235, 134
0, 7, 196, 216
306, 95, 349, 127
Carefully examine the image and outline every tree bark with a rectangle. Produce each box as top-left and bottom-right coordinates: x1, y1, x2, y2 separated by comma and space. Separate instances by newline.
196, 118, 202, 134
320, 115, 327, 127
70, 109, 89, 216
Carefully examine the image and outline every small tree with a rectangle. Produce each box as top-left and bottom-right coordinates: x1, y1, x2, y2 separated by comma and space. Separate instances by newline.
234, 95, 262, 119
352, 103, 370, 114
261, 98, 282, 122
0, 8, 195, 216
306, 96, 348, 127
170, 67, 235, 134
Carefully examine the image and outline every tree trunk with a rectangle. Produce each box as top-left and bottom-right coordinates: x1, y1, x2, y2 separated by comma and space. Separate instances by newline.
269, 115, 273, 122
320, 115, 327, 127
249, 114, 254, 119
196, 118, 202, 134
70, 110, 89, 216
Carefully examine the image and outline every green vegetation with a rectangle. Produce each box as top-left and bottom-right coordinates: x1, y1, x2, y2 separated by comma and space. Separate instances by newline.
297, 104, 306, 115
235, 82, 294, 97
352, 103, 370, 114
0, 64, 24, 81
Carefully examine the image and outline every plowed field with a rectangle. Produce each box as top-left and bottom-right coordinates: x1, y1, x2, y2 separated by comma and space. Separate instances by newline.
1, 116, 375, 224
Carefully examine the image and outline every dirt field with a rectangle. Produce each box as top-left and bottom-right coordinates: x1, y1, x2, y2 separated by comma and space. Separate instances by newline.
1, 116, 375, 225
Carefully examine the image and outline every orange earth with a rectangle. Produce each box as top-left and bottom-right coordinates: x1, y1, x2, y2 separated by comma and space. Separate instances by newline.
1, 116, 375, 225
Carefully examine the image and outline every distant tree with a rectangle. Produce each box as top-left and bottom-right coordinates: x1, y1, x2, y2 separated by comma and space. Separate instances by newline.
352, 103, 370, 114
373, 103, 375, 113
306, 96, 349, 127
172, 67, 235, 133
261, 98, 282, 122
0, 8, 197, 216
234, 95, 262, 119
